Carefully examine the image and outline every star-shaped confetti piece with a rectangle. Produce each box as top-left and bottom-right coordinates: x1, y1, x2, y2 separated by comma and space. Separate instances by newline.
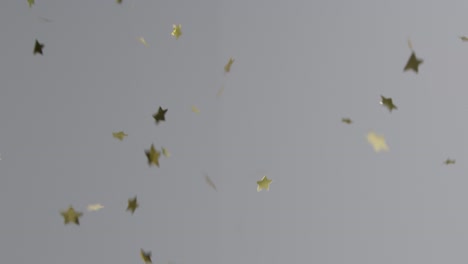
116, 0, 122, 4
404, 52, 423, 73
257, 176, 272, 192
87, 204, 104, 212
162, 147, 171, 158
341, 118, 352, 124
112, 131, 128, 141
28, 0, 34, 7
34, 39, 44, 55
367, 131, 389, 152
171, 24, 182, 39
444, 159, 455, 165
145, 144, 161, 167
380, 95, 397, 112
60, 206, 83, 225
127, 196, 139, 214
224, 58, 234, 73
460, 36, 468, 42
141, 249, 152, 264
153, 107, 167, 124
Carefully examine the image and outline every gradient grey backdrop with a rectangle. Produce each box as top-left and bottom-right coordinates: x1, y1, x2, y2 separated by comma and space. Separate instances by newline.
1, 0, 468, 263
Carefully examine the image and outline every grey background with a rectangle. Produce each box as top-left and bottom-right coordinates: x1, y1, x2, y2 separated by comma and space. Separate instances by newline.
1, 0, 468, 263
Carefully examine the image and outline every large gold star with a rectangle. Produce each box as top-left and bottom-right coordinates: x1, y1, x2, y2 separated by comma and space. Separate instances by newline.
404, 51, 423, 73
152, 107, 167, 124
140, 249, 152, 264
127, 196, 139, 214
257, 176, 272, 192
60, 206, 83, 225
145, 144, 161, 167
171, 24, 182, 39
380, 95, 397, 112
33, 39, 44, 55
367, 131, 389, 152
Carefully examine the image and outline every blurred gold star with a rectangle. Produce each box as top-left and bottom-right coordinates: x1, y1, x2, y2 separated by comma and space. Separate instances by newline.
112, 131, 128, 141
140, 249, 152, 264
127, 196, 139, 214
87, 204, 104, 212
224, 58, 234, 73
367, 131, 389, 152
145, 144, 161, 167
60, 206, 83, 225
171, 24, 182, 39
257, 176, 272, 192
139, 37, 149, 47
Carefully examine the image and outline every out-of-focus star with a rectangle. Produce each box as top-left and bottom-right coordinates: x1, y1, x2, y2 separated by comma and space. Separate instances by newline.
139, 37, 149, 47
112, 131, 128, 141
444, 159, 456, 165
28, 0, 34, 7
224, 58, 234, 73
87, 204, 104, 212
145, 144, 161, 167
116, 0, 122, 4
404, 51, 423, 73
141, 249, 152, 264
460, 36, 468, 42
367, 131, 389, 152
34, 39, 44, 55
127, 196, 139, 214
171, 24, 182, 39
380, 95, 397, 112
257, 176, 272, 192
60, 206, 83, 225
341, 118, 352, 124
153, 107, 167, 124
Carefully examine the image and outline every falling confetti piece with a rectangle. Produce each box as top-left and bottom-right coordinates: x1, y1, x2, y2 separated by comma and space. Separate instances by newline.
380, 95, 397, 112
407, 38, 413, 50
444, 159, 456, 165
145, 144, 161, 167
171, 24, 182, 39
127, 196, 139, 214
460, 36, 468, 42
204, 174, 217, 191
341, 118, 352, 124
87, 204, 104, 212
139, 37, 149, 47
191, 105, 200, 113
116, 0, 122, 4
224, 58, 235, 73
257, 176, 272, 192
153, 107, 167, 124
404, 52, 423, 73
367, 131, 389, 152
27, 0, 34, 7
60, 206, 83, 225
141, 249, 152, 264
112, 131, 128, 141
162, 147, 171, 158
34, 39, 44, 55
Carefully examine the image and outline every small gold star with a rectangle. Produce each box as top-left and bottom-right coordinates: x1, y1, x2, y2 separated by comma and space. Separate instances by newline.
127, 196, 139, 214
60, 206, 83, 225
257, 176, 272, 192
171, 24, 182, 39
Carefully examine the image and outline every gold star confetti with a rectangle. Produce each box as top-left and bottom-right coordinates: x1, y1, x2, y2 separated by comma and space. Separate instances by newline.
444, 159, 456, 165
367, 131, 389, 152
204, 174, 217, 191
60, 206, 83, 225
162, 147, 171, 158
460, 36, 468, 42
127, 196, 139, 214
145, 144, 161, 167
171, 24, 182, 39
141, 249, 152, 264
257, 176, 272, 192
112, 131, 128, 141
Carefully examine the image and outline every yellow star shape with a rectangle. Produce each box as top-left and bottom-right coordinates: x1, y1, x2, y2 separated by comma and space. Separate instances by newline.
171, 24, 182, 39
60, 206, 83, 225
145, 144, 161, 167
257, 176, 272, 192
367, 131, 389, 152
224, 58, 234, 73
